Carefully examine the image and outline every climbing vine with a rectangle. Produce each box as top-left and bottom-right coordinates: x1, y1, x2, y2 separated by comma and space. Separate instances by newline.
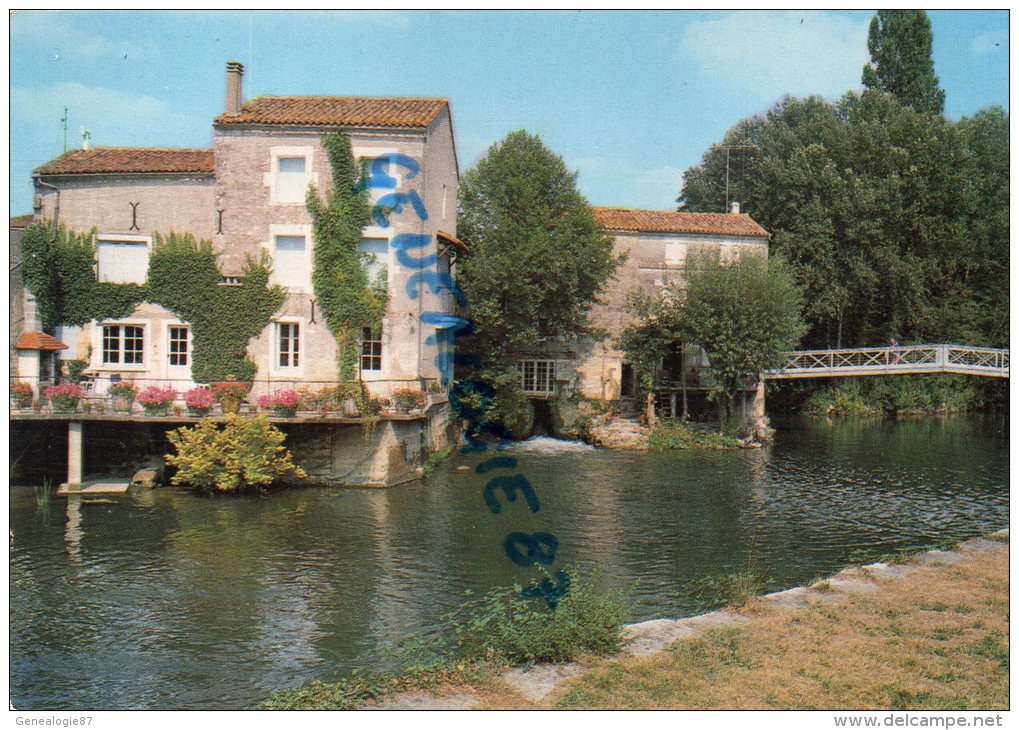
20, 223, 284, 383
306, 131, 387, 382
147, 232, 284, 382
21, 222, 146, 330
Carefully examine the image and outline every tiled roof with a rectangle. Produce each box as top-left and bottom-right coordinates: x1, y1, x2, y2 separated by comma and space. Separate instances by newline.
437, 229, 467, 251
35, 148, 214, 175
593, 207, 770, 238
10, 214, 34, 229
15, 331, 69, 351
214, 96, 448, 128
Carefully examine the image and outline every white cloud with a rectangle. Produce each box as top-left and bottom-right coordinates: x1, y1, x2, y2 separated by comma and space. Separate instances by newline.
10, 10, 147, 60
678, 11, 870, 102
11, 83, 202, 151
971, 32, 1005, 56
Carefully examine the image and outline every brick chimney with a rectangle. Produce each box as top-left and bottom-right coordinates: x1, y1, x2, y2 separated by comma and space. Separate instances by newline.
729, 201, 740, 214
225, 61, 244, 116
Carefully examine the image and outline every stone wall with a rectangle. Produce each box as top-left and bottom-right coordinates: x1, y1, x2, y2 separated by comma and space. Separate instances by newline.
283, 402, 457, 487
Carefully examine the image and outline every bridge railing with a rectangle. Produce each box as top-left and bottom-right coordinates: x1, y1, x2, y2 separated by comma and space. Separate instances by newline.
766, 344, 1008, 379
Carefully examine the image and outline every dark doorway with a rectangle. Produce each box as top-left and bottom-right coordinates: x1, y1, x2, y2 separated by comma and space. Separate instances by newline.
532, 399, 553, 436
620, 363, 635, 398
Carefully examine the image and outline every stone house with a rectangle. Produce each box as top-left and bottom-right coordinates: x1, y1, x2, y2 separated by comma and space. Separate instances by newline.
26, 61, 462, 402
515, 205, 770, 409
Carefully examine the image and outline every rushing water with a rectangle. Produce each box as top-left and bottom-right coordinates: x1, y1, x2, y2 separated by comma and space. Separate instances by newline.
10, 415, 1008, 710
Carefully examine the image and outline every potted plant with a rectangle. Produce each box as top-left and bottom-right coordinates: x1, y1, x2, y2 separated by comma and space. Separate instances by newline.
137, 385, 177, 416
392, 388, 427, 414
183, 387, 215, 417
11, 382, 33, 409
108, 381, 138, 412
211, 377, 252, 415
32, 399, 43, 413
45, 383, 86, 413
257, 389, 302, 418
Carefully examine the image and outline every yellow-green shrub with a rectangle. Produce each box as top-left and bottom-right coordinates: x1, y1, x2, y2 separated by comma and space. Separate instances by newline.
165, 415, 306, 493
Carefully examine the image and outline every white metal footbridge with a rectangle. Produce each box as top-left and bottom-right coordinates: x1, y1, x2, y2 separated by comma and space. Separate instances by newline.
764, 344, 1009, 380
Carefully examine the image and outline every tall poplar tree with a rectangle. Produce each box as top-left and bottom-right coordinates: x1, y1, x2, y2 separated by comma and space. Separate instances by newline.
861, 10, 945, 115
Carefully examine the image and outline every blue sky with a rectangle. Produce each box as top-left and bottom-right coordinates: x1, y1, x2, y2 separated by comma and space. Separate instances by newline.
9, 10, 1009, 215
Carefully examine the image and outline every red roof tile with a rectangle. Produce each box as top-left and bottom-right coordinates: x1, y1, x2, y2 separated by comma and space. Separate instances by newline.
15, 332, 69, 351
214, 96, 448, 128
593, 207, 769, 238
35, 148, 214, 175
10, 214, 34, 229
437, 229, 467, 252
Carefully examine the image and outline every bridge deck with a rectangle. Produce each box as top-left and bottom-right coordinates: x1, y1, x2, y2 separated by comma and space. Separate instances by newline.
764, 344, 1008, 380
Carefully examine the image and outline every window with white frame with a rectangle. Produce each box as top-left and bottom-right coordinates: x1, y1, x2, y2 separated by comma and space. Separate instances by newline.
361, 327, 382, 372
276, 156, 308, 204
96, 235, 150, 284
168, 326, 190, 367
276, 322, 300, 369
358, 237, 388, 290
102, 324, 144, 365
519, 359, 556, 395
265, 147, 315, 205
273, 233, 310, 290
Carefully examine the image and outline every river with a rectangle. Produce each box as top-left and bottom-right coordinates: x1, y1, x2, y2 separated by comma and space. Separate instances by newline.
9, 415, 1008, 710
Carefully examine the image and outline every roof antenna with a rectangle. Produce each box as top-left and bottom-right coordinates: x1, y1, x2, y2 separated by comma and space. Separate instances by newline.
718, 144, 756, 213
61, 107, 68, 152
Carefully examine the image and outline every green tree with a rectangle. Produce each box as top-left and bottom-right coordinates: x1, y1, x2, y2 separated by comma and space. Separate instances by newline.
677, 92, 1004, 349
622, 253, 805, 428
862, 10, 945, 115
456, 130, 621, 432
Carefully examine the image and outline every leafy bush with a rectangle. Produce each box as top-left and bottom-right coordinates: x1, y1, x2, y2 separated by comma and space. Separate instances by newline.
647, 422, 739, 450
431, 569, 628, 665
62, 359, 90, 382
805, 375, 981, 416
165, 414, 307, 492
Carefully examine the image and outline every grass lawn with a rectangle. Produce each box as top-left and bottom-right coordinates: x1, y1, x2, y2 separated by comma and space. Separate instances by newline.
543, 545, 1008, 710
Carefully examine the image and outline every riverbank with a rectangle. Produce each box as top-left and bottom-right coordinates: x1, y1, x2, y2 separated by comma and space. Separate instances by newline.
339, 529, 1008, 710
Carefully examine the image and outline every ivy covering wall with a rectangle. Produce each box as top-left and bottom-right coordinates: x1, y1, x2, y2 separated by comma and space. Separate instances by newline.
306, 131, 387, 381
147, 233, 284, 382
20, 222, 284, 383
21, 223, 146, 331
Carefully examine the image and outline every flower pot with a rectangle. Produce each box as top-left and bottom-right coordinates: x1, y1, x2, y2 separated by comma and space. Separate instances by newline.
273, 407, 297, 418
142, 405, 169, 417
188, 407, 212, 418
112, 396, 134, 413
220, 399, 242, 415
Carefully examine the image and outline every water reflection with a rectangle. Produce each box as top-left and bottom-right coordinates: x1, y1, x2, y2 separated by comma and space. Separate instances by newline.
10, 415, 1008, 710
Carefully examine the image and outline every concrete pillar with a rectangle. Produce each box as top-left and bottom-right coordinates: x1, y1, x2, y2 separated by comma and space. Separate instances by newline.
752, 379, 766, 421
67, 421, 84, 487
